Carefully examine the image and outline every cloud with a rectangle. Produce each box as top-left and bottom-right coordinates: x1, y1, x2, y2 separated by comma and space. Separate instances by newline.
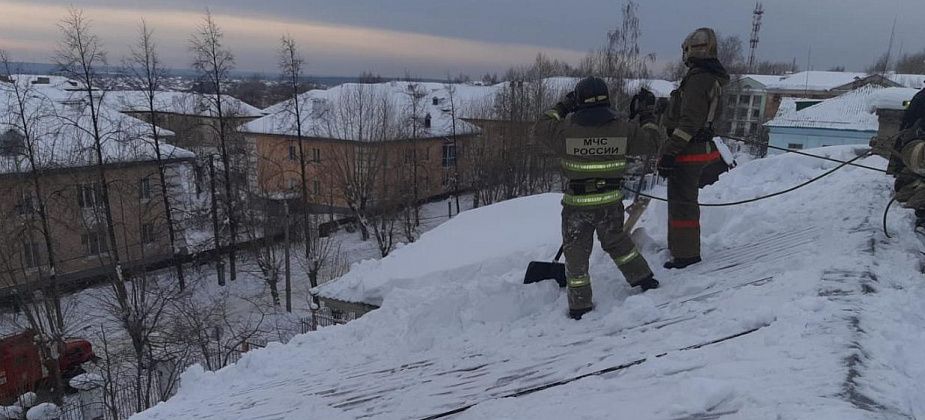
0, 0, 587, 77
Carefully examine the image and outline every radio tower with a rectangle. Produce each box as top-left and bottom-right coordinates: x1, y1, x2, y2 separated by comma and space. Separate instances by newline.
747, 2, 764, 72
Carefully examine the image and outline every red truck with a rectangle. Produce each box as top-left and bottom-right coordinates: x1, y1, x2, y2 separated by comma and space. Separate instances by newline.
0, 330, 96, 404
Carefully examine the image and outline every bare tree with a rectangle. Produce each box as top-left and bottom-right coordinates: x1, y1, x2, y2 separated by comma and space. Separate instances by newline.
895, 50, 925, 74
443, 83, 462, 213
319, 84, 397, 242
55, 7, 134, 353
277, 36, 317, 268
123, 20, 186, 289
0, 55, 68, 402
402, 82, 427, 227
660, 59, 688, 81
718, 34, 747, 73
190, 11, 240, 283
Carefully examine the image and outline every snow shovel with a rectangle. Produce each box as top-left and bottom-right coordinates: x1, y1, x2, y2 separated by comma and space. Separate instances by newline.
523, 246, 567, 287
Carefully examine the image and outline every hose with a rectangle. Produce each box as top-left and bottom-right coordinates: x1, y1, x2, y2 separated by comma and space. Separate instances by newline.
625, 151, 872, 207
883, 197, 897, 239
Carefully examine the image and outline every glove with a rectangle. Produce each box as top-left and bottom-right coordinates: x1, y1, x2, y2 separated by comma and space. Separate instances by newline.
657, 154, 677, 178
552, 92, 578, 119
629, 89, 656, 120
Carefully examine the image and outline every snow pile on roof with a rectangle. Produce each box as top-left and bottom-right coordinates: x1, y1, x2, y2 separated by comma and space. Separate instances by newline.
887, 73, 925, 89
0, 84, 193, 174
764, 71, 870, 91
132, 146, 925, 419
766, 86, 919, 131
105, 90, 264, 118
243, 82, 482, 140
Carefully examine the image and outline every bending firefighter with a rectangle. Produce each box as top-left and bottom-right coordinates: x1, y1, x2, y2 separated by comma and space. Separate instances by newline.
537, 77, 659, 320
657, 27, 729, 269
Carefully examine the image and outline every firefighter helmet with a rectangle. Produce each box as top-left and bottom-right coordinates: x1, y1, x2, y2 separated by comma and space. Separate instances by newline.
574, 77, 610, 106
682, 27, 719, 64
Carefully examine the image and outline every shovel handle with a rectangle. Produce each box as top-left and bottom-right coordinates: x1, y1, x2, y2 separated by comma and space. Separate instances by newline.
553, 245, 564, 262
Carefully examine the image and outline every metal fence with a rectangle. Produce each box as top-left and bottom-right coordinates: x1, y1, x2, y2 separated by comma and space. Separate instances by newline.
299, 311, 349, 333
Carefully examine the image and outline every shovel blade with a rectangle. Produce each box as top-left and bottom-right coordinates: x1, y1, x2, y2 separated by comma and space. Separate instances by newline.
524, 261, 566, 287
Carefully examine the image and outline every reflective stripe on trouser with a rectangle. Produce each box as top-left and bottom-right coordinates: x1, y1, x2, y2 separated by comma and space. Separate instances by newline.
667, 160, 704, 259
561, 202, 654, 293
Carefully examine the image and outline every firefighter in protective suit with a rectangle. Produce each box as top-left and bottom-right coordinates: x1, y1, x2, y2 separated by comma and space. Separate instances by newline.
658, 28, 730, 269
892, 86, 925, 233
537, 77, 660, 320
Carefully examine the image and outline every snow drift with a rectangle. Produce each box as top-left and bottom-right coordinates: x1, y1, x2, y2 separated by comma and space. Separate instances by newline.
133, 146, 925, 420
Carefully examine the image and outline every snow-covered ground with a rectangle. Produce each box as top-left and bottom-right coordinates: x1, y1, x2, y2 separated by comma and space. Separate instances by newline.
0, 195, 475, 401
132, 146, 925, 420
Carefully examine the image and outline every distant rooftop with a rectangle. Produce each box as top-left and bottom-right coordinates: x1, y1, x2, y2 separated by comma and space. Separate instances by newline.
765, 85, 919, 131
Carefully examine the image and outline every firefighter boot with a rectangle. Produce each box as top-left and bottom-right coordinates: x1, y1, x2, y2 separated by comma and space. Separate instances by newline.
635, 275, 660, 291
663, 256, 702, 270
568, 284, 593, 320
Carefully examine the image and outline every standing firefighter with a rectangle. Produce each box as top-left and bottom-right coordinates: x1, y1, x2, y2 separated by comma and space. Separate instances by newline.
658, 28, 730, 269
892, 86, 925, 233
537, 77, 659, 320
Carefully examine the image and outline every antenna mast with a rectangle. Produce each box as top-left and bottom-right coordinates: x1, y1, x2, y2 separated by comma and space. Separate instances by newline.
747, 2, 764, 72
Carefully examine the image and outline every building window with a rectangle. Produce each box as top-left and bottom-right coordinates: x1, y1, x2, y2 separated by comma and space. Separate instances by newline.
15, 191, 35, 216
81, 231, 108, 256
442, 143, 457, 168
78, 182, 103, 209
0, 130, 25, 157
356, 147, 373, 176
288, 143, 298, 161
141, 223, 156, 245
139, 177, 152, 200
312, 148, 321, 163
288, 178, 299, 191
787, 143, 804, 150
312, 179, 321, 195
22, 241, 41, 268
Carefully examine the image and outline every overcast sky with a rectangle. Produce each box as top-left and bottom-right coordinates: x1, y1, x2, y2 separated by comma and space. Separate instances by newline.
0, 0, 922, 78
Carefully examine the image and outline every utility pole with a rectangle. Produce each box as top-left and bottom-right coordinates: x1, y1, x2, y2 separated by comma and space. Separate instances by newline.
747, 2, 764, 72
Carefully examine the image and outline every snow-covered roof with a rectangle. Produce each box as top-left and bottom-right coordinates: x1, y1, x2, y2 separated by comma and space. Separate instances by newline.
763, 71, 872, 91
9, 74, 86, 95
539, 77, 674, 98
243, 81, 482, 141
765, 86, 919, 131
0, 83, 193, 174
131, 146, 925, 420
886, 73, 925, 89
105, 90, 264, 118
738, 74, 785, 87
